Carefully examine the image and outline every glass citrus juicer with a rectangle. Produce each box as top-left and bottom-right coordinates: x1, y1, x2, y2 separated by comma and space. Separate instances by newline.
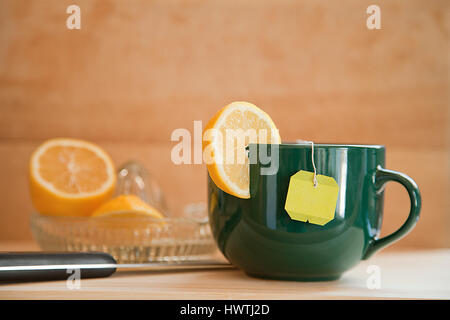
30, 161, 216, 264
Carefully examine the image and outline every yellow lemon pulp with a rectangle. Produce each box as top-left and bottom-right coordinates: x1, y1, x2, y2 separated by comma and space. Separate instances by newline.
29, 138, 116, 216
203, 101, 281, 198
91, 194, 164, 219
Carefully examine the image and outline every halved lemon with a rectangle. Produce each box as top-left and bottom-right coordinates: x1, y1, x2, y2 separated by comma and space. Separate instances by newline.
202, 101, 281, 198
91, 194, 164, 219
29, 138, 116, 216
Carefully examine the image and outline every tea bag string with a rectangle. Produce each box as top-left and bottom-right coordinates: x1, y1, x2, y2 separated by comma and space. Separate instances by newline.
310, 141, 318, 188
297, 140, 318, 187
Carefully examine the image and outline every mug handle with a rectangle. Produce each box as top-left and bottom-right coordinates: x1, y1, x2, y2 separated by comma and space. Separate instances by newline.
363, 165, 421, 260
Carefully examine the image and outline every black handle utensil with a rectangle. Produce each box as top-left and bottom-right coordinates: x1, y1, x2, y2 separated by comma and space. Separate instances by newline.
0, 252, 232, 282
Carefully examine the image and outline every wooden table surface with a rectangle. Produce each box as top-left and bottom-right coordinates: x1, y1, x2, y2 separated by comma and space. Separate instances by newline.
0, 242, 449, 300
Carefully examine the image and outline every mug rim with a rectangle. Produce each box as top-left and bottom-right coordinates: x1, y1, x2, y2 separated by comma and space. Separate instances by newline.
252, 142, 385, 149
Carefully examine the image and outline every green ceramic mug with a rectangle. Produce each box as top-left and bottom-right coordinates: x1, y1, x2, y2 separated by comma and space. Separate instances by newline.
208, 143, 421, 281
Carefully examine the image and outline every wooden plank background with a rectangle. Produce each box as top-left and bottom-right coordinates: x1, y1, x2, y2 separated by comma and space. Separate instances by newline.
0, 0, 448, 249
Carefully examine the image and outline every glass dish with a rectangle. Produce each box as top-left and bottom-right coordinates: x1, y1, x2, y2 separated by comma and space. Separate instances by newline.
30, 212, 217, 264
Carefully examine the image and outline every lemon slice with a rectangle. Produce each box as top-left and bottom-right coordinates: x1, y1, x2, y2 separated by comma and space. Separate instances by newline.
91, 194, 164, 219
202, 101, 281, 198
29, 138, 116, 216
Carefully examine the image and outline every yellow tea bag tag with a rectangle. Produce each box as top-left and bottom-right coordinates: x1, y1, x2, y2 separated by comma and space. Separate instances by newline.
284, 170, 339, 226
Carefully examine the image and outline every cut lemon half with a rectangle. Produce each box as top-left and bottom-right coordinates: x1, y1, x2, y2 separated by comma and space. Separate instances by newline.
29, 138, 116, 216
91, 194, 164, 219
203, 101, 281, 198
